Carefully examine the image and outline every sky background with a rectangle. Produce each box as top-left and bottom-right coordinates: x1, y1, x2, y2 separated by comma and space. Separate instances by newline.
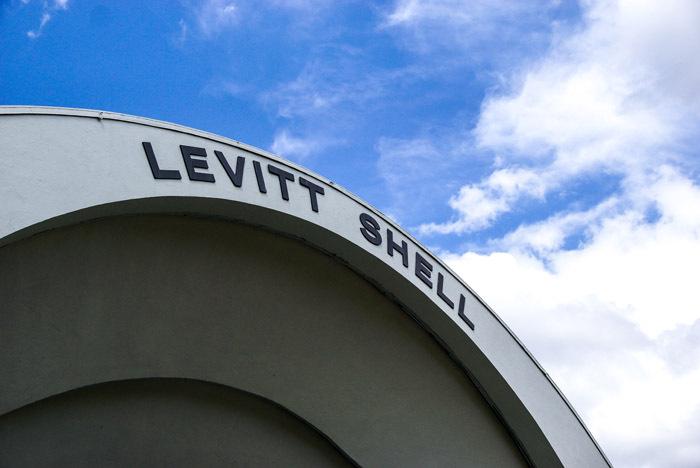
3, 1, 700, 466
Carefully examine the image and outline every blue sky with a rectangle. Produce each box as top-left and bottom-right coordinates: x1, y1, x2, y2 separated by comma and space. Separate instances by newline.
0, 0, 583, 250
4, 1, 700, 466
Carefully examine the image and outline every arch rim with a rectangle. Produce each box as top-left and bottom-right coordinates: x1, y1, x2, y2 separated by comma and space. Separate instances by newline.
0, 106, 611, 467
0, 376, 361, 467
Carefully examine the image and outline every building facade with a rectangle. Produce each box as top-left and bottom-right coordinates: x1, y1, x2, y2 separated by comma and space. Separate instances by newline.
0, 107, 610, 467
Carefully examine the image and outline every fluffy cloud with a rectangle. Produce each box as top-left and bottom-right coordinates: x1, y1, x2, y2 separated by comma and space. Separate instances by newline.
445, 168, 700, 466
270, 129, 315, 161
269, 128, 342, 162
418, 1, 700, 466
424, 0, 700, 234
420, 167, 547, 234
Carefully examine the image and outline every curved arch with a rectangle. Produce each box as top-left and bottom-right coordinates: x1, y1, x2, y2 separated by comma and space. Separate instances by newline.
0, 213, 529, 467
0, 377, 359, 467
0, 106, 610, 467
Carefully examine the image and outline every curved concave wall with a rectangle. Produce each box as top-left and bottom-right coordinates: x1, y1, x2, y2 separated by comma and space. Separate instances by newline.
0, 107, 611, 467
0, 379, 351, 467
0, 216, 527, 467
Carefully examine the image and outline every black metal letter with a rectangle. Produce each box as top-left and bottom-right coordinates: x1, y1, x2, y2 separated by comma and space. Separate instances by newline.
437, 272, 455, 309
387, 229, 409, 268
215, 150, 245, 187
415, 252, 433, 288
142, 142, 181, 180
458, 294, 475, 330
180, 145, 215, 182
253, 160, 267, 193
268, 164, 295, 201
299, 177, 325, 212
359, 213, 382, 246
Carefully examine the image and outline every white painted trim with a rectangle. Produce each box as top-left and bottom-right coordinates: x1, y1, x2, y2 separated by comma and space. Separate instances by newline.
0, 106, 610, 467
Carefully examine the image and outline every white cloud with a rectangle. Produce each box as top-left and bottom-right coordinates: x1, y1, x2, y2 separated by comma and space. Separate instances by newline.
265, 0, 332, 10
173, 19, 189, 47
372, 0, 700, 464
422, 1, 700, 465
494, 195, 620, 255
187, 0, 332, 39
264, 58, 425, 119
26, 1, 69, 39
376, 135, 474, 226
444, 169, 700, 466
385, 0, 524, 27
270, 130, 316, 161
195, 0, 238, 36
420, 167, 546, 234
269, 128, 342, 162
27, 13, 51, 39
423, 0, 700, 235
382, 0, 558, 59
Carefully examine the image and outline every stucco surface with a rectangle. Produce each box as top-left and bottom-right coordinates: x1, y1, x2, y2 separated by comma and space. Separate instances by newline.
0, 379, 351, 467
0, 108, 612, 467
0, 215, 527, 467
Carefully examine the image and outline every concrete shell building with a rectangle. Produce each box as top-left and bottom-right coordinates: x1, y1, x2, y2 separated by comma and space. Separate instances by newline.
0, 107, 610, 467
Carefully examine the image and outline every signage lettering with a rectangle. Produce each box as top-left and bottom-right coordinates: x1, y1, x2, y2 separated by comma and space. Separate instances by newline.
252, 160, 267, 194
267, 165, 295, 201
142, 142, 181, 180
298, 178, 324, 213
180, 145, 215, 183
415, 252, 433, 288
357, 212, 475, 330
215, 150, 245, 187
142, 141, 473, 330
143, 142, 325, 213
359, 212, 382, 245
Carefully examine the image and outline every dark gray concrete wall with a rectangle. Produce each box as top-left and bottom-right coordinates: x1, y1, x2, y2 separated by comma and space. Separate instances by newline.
0, 379, 351, 467
0, 215, 527, 467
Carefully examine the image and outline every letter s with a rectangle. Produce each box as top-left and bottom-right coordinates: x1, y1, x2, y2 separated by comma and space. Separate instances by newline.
359, 213, 382, 246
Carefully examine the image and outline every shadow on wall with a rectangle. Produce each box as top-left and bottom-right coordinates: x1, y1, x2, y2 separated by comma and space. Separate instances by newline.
0, 378, 354, 467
